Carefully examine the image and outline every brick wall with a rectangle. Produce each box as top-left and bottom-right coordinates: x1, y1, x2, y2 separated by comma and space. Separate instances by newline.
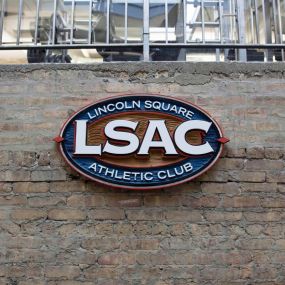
0, 63, 284, 285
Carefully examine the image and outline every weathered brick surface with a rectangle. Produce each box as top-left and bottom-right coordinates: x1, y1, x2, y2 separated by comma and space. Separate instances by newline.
0, 63, 284, 284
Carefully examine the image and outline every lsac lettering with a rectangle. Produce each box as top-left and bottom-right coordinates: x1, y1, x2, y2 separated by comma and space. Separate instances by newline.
74, 119, 214, 156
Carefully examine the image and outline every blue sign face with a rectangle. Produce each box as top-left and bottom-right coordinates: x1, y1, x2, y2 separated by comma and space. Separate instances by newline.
54, 94, 229, 190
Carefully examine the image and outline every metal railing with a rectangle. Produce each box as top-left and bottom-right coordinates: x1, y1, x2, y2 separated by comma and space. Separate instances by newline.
0, 0, 284, 62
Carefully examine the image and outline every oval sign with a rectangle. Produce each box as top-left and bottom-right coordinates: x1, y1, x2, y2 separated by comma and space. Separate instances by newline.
54, 94, 229, 190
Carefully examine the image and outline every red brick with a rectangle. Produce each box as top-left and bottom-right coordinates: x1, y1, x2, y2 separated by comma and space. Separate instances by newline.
265, 148, 284, 159
144, 195, 181, 207
223, 196, 260, 208
89, 209, 125, 220
229, 171, 265, 182
204, 211, 242, 222
182, 196, 220, 208
28, 196, 66, 207
98, 253, 135, 265
45, 266, 81, 278
105, 194, 142, 207
201, 182, 240, 195
122, 239, 160, 250
14, 182, 49, 193
266, 171, 285, 183
0, 195, 27, 205
246, 224, 264, 235
0, 183, 12, 193
81, 238, 120, 250
227, 148, 246, 158
245, 159, 284, 170
244, 212, 282, 222
0, 170, 30, 182
198, 171, 228, 182
11, 209, 47, 221
261, 198, 285, 208
31, 169, 66, 181
165, 210, 203, 222
246, 147, 264, 158
50, 181, 86, 192
240, 182, 277, 192
275, 239, 285, 249
67, 194, 104, 207
48, 209, 86, 221
237, 238, 274, 250
215, 158, 245, 170
126, 210, 163, 221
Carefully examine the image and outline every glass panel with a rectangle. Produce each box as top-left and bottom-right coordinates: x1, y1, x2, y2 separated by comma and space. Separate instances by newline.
203, 1, 220, 42
110, 0, 125, 42
127, 0, 143, 42
36, 0, 56, 45
2, 0, 18, 44
92, 0, 107, 43
149, 0, 165, 42
167, 0, 182, 42
280, 0, 285, 42
186, 1, 202, 42
72, 0, 90, 44
19, 0, 38, 45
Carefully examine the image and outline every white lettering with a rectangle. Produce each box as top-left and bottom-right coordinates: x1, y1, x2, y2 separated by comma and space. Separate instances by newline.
74, 120, 102, 155
174, 120, 214, 155
103, 120, 139, 155
138, 120, 178, 155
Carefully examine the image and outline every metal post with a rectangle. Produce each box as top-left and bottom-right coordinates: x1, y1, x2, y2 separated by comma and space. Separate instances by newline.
263, 0, 273, 61
254, 0, 260, 43
106, 0, 110, 44
17, 0, 24, 45
218, 0, 223, 43
236, 0, 247, 61
34, 0, 40, 45
52, 0, 57, 45
277, 0, 284, 60
165, 0, 168, 43
88, 0, 92, 44
183, 0, 187, 44
250, 6, 255, 43
201, 0, 205, 43
0, 0, 6, 45
272, 0, 278, 43
70, 0, 75, 44
124, 0, 128, 43
143, 0, 150, 61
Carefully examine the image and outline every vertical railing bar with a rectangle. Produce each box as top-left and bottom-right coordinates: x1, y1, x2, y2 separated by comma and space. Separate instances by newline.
0, 0, 6, 45
261, 0, 267, 60
250, 6, 255, 43
70, 0, 75, 44
143, 0, 150, 61
106, 0, 110, 44
183, 0, 187, 44
124, 0, 128, 43
88, 0, 92, 44
236, 0, 247, 61
52, 0, 57, 45
219, 0, 223, 43
254, 0, 260, 43
201, 0, 205, 43
277, 0, 284, 60
17, 0, 24, 45
272, 0, 278, 43
277, 0, 283, 41
233, 0, 237, 44
165, 0, 168, 43
34, 0, 40, 45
